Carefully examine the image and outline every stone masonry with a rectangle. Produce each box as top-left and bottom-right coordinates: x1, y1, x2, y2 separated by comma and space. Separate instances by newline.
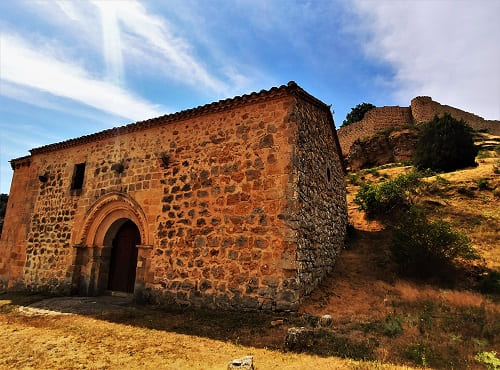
337, 96, 500, 154
0, 82, 347, 311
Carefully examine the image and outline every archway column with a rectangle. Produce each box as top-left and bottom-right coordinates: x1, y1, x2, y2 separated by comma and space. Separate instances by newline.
135, 244, 153, 300
71, 244, 112, 296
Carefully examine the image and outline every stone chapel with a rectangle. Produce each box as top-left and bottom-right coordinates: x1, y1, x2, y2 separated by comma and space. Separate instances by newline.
0, 82, 347, 310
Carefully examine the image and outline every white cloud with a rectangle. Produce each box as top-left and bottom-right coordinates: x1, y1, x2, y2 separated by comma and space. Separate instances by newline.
16, 0, 230, 95
109, 0, 228, 93
95, 2, 124, 85
352, 0, 500, 120
0, 34, 164, 121
54, 0, 84, 22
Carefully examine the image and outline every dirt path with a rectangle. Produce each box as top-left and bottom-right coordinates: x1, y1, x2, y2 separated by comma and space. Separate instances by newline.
16, 295, 134, 316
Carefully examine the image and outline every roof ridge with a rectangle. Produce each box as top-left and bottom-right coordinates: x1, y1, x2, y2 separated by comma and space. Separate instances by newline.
10, 81, 329, 161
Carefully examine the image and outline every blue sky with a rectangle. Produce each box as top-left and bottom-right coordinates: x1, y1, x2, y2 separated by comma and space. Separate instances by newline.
1, 0, 499, 194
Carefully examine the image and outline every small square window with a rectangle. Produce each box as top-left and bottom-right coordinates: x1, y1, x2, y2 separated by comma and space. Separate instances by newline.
71, 163, 86, 191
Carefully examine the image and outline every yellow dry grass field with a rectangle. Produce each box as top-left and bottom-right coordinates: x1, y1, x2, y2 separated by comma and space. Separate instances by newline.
0, 295, 410, 370
0, 135, 498, 369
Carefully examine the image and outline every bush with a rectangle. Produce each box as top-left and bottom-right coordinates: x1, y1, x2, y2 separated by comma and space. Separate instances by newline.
354, 171, 422, 216
405, 341, 435, 367
383, 314, 403, 337
475, 351, 500, 370
0, 193, 8, 234
493, 161, 500, 174
476, 178, 490, 190
391, 208, 478, 279
341, 102, 375, 127
413, 113, 477, 172
478, 270, 500, 294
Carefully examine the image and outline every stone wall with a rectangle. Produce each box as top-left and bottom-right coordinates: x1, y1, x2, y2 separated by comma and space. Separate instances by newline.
411, 96, 500, 135
337, 97, 500, 156
141, 96, 297, 310
292, 99, 347, 298
337, 106, 412, 154
0, 83, 347, 310
0, 158, 34, 290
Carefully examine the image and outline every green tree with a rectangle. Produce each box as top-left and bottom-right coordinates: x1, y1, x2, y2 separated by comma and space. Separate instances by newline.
413, 113, 477, 172
341, 102, 375, 127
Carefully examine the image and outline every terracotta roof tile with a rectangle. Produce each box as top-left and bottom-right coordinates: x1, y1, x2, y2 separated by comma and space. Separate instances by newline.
10, 81, 335, 163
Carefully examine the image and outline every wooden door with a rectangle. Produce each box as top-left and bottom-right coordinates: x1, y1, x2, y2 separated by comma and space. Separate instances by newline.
108, 220, 140, 293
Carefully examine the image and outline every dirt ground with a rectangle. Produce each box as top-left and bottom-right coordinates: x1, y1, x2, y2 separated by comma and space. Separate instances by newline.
0, 148, 498, 369
0, 293, 409, 369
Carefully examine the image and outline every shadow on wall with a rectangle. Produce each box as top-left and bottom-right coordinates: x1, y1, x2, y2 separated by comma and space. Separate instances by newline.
0, 194, 8, 235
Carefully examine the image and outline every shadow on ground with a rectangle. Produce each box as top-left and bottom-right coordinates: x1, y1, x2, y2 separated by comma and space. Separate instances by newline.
0, 227, 393, 362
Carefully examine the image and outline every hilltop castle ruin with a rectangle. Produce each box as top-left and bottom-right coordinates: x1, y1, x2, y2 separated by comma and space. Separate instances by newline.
337, 96, 500, 155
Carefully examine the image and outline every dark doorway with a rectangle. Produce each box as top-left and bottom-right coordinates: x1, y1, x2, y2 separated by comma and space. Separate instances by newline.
108, 220, 140, 293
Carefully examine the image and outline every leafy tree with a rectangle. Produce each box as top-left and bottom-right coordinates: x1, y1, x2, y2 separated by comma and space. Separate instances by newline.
413, 113, 477, 172
341, 102, 375, 127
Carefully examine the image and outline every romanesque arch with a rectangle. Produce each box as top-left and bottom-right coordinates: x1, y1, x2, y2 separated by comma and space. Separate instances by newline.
78, 192, 150, 248
72, 192, 151, 295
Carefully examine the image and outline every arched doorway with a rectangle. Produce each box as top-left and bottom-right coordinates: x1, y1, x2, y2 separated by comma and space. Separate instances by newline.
72, 192, 151, 296
107, 220, 140, 293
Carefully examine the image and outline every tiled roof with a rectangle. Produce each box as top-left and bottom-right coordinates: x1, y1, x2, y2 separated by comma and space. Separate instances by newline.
10, 81, 342, 168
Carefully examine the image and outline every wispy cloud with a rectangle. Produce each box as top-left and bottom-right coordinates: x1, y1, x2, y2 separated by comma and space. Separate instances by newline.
47, 0, 233, 93
351, 0, 500, 119
94, 2, 124, 85
110, 1, 228, 93
0, 34, 164, 121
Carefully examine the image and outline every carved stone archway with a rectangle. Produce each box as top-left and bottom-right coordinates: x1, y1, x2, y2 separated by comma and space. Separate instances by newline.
78, 191, 150, 248
71, 192, 152, 296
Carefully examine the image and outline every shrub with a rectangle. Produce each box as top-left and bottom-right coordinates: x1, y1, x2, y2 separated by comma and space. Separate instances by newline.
383, 314, 403, 337
478, 270, 500, 295
476, 178, 490, 190
354, 171, 422, 216
347, 173, 361, 186
0, 193, 7, 234
493, 161, 500, 174
341, 102, 375, 127
475, 351, 500, 370
391, 208, 478, 279
405, 341, 434, 367
413, 113, 477, 172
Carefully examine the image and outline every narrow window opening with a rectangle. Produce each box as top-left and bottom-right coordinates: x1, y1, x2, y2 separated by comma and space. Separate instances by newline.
327, 167, 331, 182
71, 163, 86, 191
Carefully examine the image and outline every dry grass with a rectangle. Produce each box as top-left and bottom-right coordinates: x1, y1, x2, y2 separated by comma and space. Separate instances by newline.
1, 140, 499, 369
0, 298, 410, 370
304, 152, 500, 368
394, 281, 499, 312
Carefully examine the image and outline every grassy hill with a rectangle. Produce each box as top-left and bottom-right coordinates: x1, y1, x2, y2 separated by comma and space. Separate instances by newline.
300, 133, 499, 368
0, 134, 498, 369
